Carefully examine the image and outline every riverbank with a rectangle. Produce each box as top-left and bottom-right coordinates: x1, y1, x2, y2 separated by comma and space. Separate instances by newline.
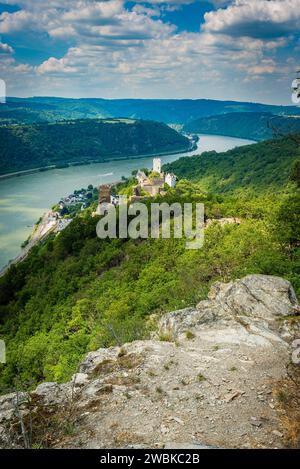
0, 211, 58, 277
0, 185, 98, 277
0, 143, 196, 181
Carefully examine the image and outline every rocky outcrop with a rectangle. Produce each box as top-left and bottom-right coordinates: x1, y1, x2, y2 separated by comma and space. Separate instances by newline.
159, 275, 299, 340
0, 275, 299, 449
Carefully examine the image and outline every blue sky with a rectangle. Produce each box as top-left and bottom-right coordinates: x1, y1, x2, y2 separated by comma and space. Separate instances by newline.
0, 1, 299, 104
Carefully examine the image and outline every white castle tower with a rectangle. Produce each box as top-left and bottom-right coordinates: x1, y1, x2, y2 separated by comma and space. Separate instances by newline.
153, 158, 162, 174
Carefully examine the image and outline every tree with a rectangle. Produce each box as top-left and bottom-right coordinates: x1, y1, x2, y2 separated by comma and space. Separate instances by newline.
290, 160, 300, 187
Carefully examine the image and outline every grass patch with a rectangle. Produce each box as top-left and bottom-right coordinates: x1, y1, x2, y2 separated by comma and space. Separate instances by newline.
185, 330, 196, 340
159, 332, 175, 342
197, 373, 206, 382
275, 363, 300, 448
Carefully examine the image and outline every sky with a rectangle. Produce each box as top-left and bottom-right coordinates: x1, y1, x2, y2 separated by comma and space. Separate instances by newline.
0, 0, 299, 104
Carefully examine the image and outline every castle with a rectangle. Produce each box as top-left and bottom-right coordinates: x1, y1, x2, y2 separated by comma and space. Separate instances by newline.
95, 158, 176, 213
131, 158, 176, 201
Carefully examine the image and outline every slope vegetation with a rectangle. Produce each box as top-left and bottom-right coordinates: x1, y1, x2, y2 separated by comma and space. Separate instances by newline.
184, 112, 300, 141
164, 135, 300, 192
0, 118, 190, 175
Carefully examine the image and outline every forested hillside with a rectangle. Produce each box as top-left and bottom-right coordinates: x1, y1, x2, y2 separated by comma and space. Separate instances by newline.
0, 118, 189, 175
0, 135, 299, 391
164, 135, 300, 192
184, 112, 300, 141
1, 97, 299, 125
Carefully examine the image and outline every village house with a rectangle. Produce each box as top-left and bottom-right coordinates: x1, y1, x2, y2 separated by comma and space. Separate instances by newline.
136, 170, 147, 184
110, 194, 121, 206
56, 218, 72, 232
165, 172, 176, 188
140, 176, 164, 196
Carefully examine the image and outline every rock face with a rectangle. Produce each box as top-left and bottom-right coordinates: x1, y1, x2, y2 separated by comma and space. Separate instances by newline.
0, 275, 299, 449
159, 275, 299, 340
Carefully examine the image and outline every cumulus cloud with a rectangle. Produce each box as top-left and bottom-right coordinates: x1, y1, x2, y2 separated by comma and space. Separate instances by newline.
133, 1, 195, 4
34, 27, 288, 98
0, 41, 13, 54
0, 0, 298, 102
37, 56, 80, 75
0, 9, 34, 34
0, 1, 174, 40
203, 0, 300, 38
132, 4, 161, 17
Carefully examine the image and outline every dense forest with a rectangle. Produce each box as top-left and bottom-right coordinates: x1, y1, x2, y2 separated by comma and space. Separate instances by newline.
164, 135, 300, 192
1, 97, 299, 125
0, 119, 190, 175
184, 112, 300, 141
0, 134, 299, 391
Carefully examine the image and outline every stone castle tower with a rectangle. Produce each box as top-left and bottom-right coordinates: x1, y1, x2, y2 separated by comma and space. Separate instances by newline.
153, 158, 162, 174
98, 185, 111, 205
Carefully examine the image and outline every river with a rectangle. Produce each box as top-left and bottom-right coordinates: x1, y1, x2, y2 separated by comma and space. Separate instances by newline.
0, 134, 255, 270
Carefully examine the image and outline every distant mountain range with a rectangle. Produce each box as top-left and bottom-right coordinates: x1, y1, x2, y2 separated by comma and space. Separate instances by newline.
1, 97, 299, 125
0, 118, 190, 175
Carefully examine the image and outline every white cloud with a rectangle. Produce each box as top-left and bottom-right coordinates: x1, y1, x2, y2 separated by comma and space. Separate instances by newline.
0, 0, 298, 103
0, 1, 173, 41
132, 4, 161, 17
0, 41, 13, 54
203, 0, 300, 38
0, 10, 34, 34
34, 28, 288, 97
134, 1, 195, 3
37, 56, 79, 75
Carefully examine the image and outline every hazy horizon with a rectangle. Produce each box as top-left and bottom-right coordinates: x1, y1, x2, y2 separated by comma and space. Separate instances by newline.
4, 95, 296, 107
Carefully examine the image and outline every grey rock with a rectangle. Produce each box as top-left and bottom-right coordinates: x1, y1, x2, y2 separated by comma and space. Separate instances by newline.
0, 392, 28, 412
159, 307, 198, 339
210, 275, 298, 321
0, 391, 29, 424
32, 382, 72, 405
250, 417, 262, 427
79, 347, 120, 374
165, 442, 220, 449
71, 373, 89, 387
80, 379, 113, 401
159, 275, 299, 338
